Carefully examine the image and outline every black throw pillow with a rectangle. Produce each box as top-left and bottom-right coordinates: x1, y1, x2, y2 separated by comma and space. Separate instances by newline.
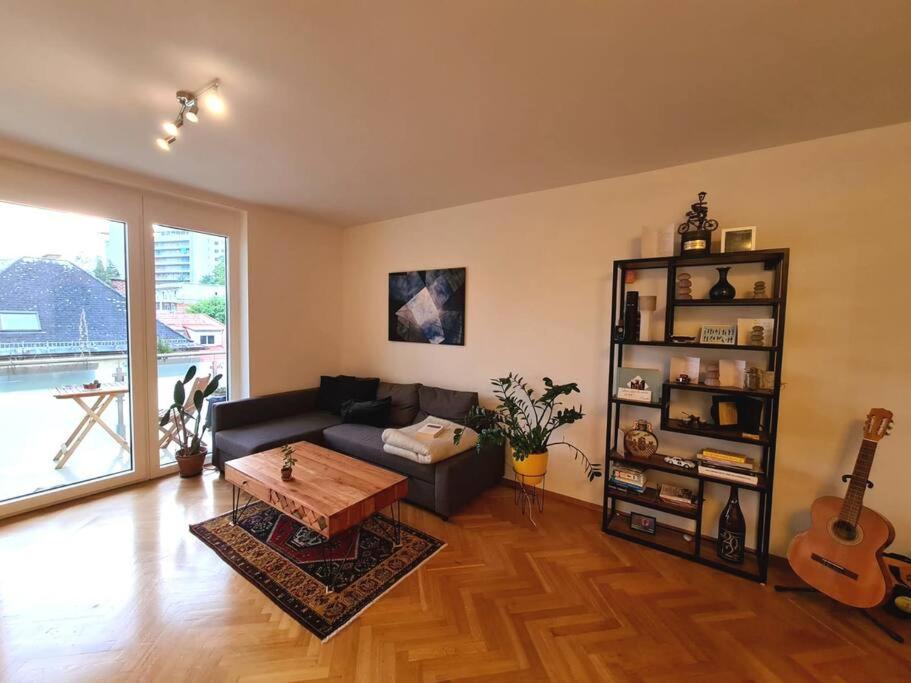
317, 375, 353, 413
317, 375, 381, 415
339, 376, 380, 404
340, 397, 392, 427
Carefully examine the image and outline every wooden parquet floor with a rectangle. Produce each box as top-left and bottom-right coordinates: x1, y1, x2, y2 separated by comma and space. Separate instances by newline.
1, 471, 910, 682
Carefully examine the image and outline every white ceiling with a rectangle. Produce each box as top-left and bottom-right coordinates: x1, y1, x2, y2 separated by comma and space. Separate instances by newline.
2, 1, 910, 226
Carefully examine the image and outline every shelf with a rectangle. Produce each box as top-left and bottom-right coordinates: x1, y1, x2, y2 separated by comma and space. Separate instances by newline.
614, 248, 788, 272
661, 418, 771, 446
606, 248, 786, 584
696, 539, 762, 581
673, 298, 779, 307
603, 512, 763, 582
603, 510, 696, 557
609, 395, 662, 408
608, 449, 768, 491
663, 381, 774, 399
605, 484, 699, 519
621, 340, 777, 352
609, 449, 699, 478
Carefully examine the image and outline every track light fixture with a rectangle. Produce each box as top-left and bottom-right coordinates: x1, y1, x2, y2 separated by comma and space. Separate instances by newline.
155, 79, 223, 151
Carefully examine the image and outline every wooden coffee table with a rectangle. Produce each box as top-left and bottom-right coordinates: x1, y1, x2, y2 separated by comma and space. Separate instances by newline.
225, 441, 408, 592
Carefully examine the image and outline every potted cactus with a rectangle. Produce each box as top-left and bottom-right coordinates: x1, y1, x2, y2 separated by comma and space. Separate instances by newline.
159, 365, 222, 477
280, 444, 297, 481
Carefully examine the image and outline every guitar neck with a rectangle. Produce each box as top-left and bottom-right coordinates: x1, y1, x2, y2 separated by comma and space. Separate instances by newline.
838, 439, 878, 527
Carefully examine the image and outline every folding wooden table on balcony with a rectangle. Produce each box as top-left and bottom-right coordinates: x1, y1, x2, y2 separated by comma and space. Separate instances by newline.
52, 383, 130, 469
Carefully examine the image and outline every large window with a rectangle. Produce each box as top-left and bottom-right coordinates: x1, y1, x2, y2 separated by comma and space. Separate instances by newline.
0, 201, 133, 503
0, 167, 245, 519
153, 225, 229, 466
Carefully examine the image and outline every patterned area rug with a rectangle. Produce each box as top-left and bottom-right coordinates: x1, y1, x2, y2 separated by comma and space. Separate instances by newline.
190, 502, 445, 641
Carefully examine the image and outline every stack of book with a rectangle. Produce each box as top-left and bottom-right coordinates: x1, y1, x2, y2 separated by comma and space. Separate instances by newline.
658, 484, 697, 509
696, 448, 759, 485
609, 463, 647, 493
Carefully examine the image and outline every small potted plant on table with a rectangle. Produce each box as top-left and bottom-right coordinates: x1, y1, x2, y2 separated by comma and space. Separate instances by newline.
159, 365, 222, 478
280, 444, 297, 481
455, 373, 602, 485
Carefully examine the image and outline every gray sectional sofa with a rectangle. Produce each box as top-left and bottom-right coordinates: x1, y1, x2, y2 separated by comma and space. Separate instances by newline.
211, 381, 504, 519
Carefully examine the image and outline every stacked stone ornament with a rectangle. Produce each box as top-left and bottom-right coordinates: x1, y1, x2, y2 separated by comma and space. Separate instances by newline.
750, 281, 766, 299
676, 272, 693, 300
751, 325, 765, 346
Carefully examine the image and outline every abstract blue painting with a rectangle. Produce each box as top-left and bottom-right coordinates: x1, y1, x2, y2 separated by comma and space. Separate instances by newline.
388, 268, 465, 345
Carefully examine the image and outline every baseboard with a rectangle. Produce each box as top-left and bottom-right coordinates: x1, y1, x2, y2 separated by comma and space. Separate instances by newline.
499, 477, 602, 512
499, 478, 790, 567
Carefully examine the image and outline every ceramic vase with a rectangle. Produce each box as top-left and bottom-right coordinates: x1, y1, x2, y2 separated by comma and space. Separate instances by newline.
709, 267, 736, 300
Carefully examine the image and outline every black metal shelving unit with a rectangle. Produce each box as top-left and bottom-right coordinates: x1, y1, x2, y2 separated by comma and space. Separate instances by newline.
601, 248, 789, 583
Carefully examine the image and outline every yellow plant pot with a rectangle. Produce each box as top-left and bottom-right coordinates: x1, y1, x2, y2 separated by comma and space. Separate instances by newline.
513, 450, 549, 486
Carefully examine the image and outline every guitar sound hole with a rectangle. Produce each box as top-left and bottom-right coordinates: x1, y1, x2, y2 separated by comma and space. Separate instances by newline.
833, 520, 857, 541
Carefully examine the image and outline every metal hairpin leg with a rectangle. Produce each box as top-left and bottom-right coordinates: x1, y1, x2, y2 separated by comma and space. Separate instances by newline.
319, 522, 363, 594
386, 499, 402, 547
774, 585, 904, 644
514, 471, 545, 527
368, 500, 403, 547
230, 484, 256, 526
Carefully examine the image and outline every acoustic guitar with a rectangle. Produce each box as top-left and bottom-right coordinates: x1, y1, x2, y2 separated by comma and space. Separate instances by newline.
787, 408, 895, 608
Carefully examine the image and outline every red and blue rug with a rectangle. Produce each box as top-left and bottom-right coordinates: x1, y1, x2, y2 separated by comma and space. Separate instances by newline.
190, 502, 444, 641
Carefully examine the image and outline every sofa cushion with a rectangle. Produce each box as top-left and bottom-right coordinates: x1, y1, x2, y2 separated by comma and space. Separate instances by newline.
377, 381, 421, 427
322, 424, 436, 483
317, 375, 380, 414
416, 385, 478, 424
215, 411, 342, 460
340, 397, 392, 427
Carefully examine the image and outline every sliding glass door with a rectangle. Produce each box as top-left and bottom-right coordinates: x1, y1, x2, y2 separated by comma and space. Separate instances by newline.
141, 194, 243, 479
153, 225, 229, 468
0, 163, 245, 517
0, 201, 134, 503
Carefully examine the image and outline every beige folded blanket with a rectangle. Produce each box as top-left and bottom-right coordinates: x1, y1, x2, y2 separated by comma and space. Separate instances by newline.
381, 416, 478, 464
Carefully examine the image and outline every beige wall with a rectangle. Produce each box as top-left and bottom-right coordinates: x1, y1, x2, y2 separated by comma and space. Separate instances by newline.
246, 206, 342, 394
339, 122, 911, 555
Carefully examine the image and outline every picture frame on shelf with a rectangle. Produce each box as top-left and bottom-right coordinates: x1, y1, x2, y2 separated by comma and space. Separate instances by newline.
629, 512, 657, 535
699, 324, 737, 345
616, 367, 662, 403
721, 226, 756, 253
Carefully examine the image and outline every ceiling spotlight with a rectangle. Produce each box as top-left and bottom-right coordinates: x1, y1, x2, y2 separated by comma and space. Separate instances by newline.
202, 86, 225, 115
153, 79, 222, 150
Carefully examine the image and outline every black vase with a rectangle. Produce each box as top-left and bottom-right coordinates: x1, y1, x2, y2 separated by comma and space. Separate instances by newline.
709, 267, 736, 300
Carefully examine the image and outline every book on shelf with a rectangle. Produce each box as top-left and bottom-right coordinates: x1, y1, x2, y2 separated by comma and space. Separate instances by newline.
658, 484, 697, 507
697, 464, 759, 485
608, 478, 647, 494
697, 449, 756, 471
611, 463, 646, 480
610, 470, 647, 487
699, 448, 749, 464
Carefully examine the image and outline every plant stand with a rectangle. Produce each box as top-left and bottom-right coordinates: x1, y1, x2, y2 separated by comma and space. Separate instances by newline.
513, 469, 545, 526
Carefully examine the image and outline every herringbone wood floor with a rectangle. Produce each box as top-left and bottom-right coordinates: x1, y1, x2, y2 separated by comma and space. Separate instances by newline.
1, 471, 909, 682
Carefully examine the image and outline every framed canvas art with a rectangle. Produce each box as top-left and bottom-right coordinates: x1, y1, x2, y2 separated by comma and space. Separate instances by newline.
388, 268, 466, 345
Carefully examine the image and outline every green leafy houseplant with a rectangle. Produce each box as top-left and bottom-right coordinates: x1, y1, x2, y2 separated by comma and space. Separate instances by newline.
454, 373, 602, 482
159, 366, 222, 474
280, 444, 297, 480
